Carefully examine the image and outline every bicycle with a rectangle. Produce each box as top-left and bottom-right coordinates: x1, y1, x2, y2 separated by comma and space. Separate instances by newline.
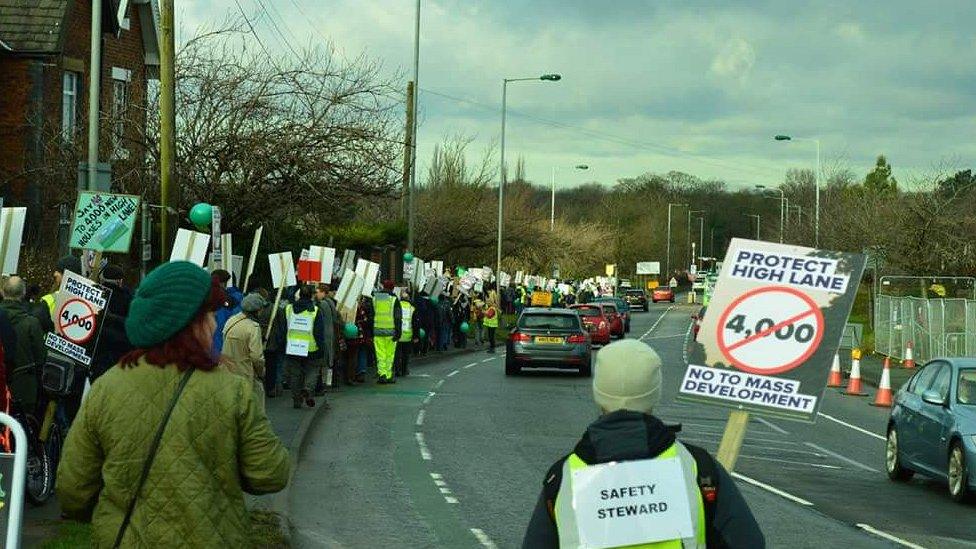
1, 390, 55, 506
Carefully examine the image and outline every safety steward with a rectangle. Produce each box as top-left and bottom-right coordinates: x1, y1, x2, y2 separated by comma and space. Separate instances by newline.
395, 291, 417, 377
372, 280, 402, 384
522, 339, 765, 548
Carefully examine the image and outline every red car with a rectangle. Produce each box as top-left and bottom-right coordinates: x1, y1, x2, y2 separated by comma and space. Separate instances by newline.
570, 304, 612, 345
652, 286, 675, 303
596, 303, 625, 339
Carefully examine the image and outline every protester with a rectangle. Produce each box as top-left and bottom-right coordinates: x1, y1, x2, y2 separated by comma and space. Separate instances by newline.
452, 290, 470, 349
341, 299, 366, 385
372, 280, 402, 384
470, 296, 485, 348
56, 261, 290, 547
314, 283, 342, 394
395, 290, 418, 377
360, 293, 376, 375
414, 292, 434, 356
90, 264, 134, 383
521, 339, 764, 548
278, 283, 326, 409
35, 255, 83, 333
221, 292, 268, 407
1, 276, 46, 416
484, 293, 499, 354
257, 288, 285, 397
211, 269, 243, 355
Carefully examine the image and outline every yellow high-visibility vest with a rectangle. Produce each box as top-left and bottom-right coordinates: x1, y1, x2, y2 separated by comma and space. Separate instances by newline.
285, 304, 318, 356
400, 302, 414, 342
373, 293, 397, 336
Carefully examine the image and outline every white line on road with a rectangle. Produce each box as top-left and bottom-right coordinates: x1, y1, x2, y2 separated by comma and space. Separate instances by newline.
470, 528, 499, 549
423, 392, 435, 405
817, 412, 886, 441
415, 432, 432, 460
481, 357, 494, 363
447, 370, 459, 377
415, 410, 425, 427
463, 362, 477, 369
804, 442, 879, 473
444, 496, 459, 504
754, 417, 789, 435
430, 473, 442, 480
439, 488, 452, 494
642, 333, 687, 340
639, 306, 673, 341
412, 374, 432, 378
434, 379, 445, 389
738, 455, 842, 469
731, 472, 814, 506
433, 479, 447, 487
856, 524, 926, 549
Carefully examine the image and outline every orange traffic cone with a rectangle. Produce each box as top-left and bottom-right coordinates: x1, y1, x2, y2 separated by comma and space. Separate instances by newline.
902, 341, 916, 369
844, 353, 868, 396
871, 358, 894, 407
827, 353, 843, 387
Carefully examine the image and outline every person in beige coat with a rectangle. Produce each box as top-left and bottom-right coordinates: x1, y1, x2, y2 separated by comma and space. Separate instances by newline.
222, 293, 268, 402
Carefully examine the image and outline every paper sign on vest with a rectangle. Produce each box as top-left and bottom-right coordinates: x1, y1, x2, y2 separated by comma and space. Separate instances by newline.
286, 313, 313, 357
571, 458, 695, 549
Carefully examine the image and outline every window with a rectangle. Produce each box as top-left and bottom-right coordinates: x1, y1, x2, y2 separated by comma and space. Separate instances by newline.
909, 362, 942, 396
957, 370, 976, 405
61, 71, 79, 141
930, 364, 951, 402
574, 306, 602, 317
111, 68, 130, 159
518, 314, 580, 331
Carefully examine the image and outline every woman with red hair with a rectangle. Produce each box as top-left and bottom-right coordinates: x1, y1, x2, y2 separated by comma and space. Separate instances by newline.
56, 261, 290, 547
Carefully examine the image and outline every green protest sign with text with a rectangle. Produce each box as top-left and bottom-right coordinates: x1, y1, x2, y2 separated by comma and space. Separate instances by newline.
68, 191, 141, 253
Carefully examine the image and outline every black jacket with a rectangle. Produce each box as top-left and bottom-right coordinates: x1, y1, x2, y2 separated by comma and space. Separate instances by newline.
90, 282, 133, 381
522, 410, 765, 548
276, 298, 326, 359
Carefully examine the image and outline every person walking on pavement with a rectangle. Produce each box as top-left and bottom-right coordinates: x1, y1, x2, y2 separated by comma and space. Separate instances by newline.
278, 283, 326, 409
57, 261, 290, 548
395, 290, 418, 378
35, 255, 82, 333
522, 339, 764, 549
211, 270, 243, 355
470, 296, 485, 348
256, 288, 285, 397
1, 276, 47, 416
90, 264, 134, 383
372, 280, 402, 384
221, 293, 268, 408
314, 283, 341, 394
484, 293, 499, 354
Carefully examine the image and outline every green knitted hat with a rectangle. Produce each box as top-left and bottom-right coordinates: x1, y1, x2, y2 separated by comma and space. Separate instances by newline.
126, 261, 213, 348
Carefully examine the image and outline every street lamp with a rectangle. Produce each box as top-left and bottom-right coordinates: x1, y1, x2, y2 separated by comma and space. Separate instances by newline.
666, 203, 687, 278
745, 214, 761, 240
687, 210, 703, 267
496, 73, 562, 277
755, 184, 786, 243
774, 134, 821, 247
550, 164, 588, 231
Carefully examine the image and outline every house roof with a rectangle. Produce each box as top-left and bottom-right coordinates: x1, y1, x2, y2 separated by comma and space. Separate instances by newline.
0, 0, 69, 53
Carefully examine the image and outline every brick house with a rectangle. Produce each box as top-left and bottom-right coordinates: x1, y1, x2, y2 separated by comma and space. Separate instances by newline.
0, 0, 159, 243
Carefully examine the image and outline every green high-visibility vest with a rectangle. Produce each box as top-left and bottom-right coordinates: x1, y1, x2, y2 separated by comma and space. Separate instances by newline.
400, 302, 414, 342
285, 304, 318, 355
374, 293, 397, 336
554, 442, 707, 548
483, 306, 499, 328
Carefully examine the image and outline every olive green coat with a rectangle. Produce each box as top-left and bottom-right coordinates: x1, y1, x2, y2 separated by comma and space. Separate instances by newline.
57, 358, 290, 548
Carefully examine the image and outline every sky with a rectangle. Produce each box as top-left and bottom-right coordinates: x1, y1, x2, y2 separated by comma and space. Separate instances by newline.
178, 1, 976, 190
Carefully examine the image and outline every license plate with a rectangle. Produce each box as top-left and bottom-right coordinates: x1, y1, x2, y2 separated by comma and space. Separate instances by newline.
535, 336, 563, 344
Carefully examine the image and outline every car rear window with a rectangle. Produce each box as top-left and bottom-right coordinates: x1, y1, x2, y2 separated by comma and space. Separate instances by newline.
519, 314, 580, 330
601, 304, 618, 314
574, 306, 602, 317
626, 290, 643, 296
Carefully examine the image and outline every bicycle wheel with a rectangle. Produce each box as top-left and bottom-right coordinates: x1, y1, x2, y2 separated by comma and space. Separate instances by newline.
44, 421, 64, 481
24, 420, 54, 506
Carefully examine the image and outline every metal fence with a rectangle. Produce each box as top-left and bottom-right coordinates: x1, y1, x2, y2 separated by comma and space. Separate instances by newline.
875, 295, 976, 362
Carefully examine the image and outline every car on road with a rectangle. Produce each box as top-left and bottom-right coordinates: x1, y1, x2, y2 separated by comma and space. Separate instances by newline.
593, 296, 631, 333
692, 306, 707, 341
652, 286, 675, 303
623, 289, 648, 312
569, 303, 612, 345
506, 308, 592, 376
886, 358, 976, 502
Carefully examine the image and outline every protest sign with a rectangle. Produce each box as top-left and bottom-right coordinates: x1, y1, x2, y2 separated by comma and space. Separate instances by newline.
302, 246, 335, 283
231, 254, 243, 288
515, 271, 524, 284
68, 192, 140, 253
403, 257, 417, 284
219, 233, 232, 272
210, 206, 222, 266
170, 228, 209, 266
336, 269, 364, 322
0, 208, 25, 275
44, 271, 111, 366
361, 261, 380, 297
679, 238, 865, 424
355, 258, 368, 278
431, 260, 444, 277
499, 271, 511, 287
242, 225, 263, 292
268, 252, 297, 289
412, 259, 426, 288
339, 250, 356, 276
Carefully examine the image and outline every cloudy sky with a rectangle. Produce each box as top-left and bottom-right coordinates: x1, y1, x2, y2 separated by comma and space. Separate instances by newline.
180, 1, 976, 189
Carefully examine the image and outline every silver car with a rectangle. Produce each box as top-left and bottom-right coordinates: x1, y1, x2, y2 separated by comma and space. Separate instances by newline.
505, 308, 592, 377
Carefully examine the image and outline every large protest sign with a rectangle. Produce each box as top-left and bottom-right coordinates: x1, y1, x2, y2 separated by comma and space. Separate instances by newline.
44, 271, 111, 366
231, 254, 243, 288
210, 206, 222, 266
335, 269, 364, 322
170, 228, 209, 266
430, 260, 444, 277
218, 233, 232, 272
0, 208, 25, 275
356, 260, 380, 297
268, 252, 297, 289
297, 246, 335, 283
679, 238, 865, 423
68, 192, 140, 253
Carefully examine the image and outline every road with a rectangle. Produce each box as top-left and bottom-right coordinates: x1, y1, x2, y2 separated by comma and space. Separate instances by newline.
289, 300, 976, 548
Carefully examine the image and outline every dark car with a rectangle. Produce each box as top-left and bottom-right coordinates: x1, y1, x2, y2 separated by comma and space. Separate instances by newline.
886, 358, 976, 502
506, 308, 592, 376
593, 297, 631, 333
623, 289, 648, 312
570, 303, 612, 345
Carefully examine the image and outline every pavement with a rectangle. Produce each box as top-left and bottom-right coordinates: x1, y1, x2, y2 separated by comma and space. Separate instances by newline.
286, 303, 976, 548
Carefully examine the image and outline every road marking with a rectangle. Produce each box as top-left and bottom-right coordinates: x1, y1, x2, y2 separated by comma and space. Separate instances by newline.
430, 473, 442, 480
447, 370, 459, 377
434, 379, 445, 389
415, 432, 432, 460
681, 322, 693, 365
817, 412, 886, 441
804, 442, 879, 473
464, 362, 477, 369
439, 487, 452, 494
856, 524, 926, 549
755, 416, 789, 435
738, 454, 842, 469
470, 528, 498, 549
643, 333, 687, 340
731, 472, 814, 505
433, 479, 447, 487
481, 358, 494, 363
413, 374, 432, 378
415, 410, 425, 427
444, 496, 459, 504
639, 306, 673, 340
423, 392, 435, 405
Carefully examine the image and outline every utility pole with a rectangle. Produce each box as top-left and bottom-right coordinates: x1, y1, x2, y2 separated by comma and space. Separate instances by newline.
401, 82, 415, 220
159, 0, 176, 259
666, 203, 686, 279
87, 0, 102, 191
407, 0, 420, 253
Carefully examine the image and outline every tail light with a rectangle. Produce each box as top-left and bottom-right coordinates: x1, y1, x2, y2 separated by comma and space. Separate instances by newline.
567, 333, 588, 344
510, 332, 531, 343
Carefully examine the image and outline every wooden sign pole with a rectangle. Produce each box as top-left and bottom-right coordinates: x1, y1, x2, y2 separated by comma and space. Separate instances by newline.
716, 410, 750, 471
263, 254, 289, 343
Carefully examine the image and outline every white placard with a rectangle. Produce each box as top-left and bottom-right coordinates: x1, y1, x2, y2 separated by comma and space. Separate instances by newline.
339, 249, 356, 275
170, 228, 210, 266
310, 246, 336, 283
285, 313, 313, 357
361, 262, 380, 297
335, 269, 357, 308
499, 272, 511, 287
515, 271, 524, 284
300, 248, 310, 261
0, 207, 26, 275
231, 254, 244, 288
268, 252, 297, 289
431, 260, 444, 277
469, 267, 484, 280
220, 233, 233, 272
355, 258, 369, 278
571, 457, 695, 548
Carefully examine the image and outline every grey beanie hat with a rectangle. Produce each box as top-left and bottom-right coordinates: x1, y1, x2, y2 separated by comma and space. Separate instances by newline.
242, 293, 268, 313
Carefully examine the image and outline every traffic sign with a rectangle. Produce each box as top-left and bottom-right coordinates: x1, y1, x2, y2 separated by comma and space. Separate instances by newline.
57, 298, 97, 345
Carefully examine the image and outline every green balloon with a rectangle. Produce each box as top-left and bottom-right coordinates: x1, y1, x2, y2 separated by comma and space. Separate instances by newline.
343, 323, 359, 338
419, 328, 427, 339
189, 203, 213, 227
460, 321, 470, 334
430, 295, 439, 304
404, 252, 414, 263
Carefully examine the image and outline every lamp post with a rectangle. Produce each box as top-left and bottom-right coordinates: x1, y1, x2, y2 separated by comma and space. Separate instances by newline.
697, 216, 705, 268
666, 203, 687, 279
755, 184, 785, 243
745, 214, 761, 240
497, 73, 562, 277
687, 209, 703, 268
406, 0, 421, 252
550, 164, 588, 231
774, 134, 821, 247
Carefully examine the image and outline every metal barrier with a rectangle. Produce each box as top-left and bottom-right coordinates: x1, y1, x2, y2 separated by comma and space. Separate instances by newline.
0, 412, 27, 548
875, 295, 976, 363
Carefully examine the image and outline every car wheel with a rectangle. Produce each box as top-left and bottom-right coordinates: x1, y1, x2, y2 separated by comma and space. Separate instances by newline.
643, 305, 648, 312
670, 298, 675, 303
885, 426, 914, 482
948, 441, 972, 502
580, 357, 592, 377
505, 356, 520, 376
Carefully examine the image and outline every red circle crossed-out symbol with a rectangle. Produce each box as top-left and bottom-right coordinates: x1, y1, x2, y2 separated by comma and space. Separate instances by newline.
716, 286, 824, 375
57, 298, 97, 345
